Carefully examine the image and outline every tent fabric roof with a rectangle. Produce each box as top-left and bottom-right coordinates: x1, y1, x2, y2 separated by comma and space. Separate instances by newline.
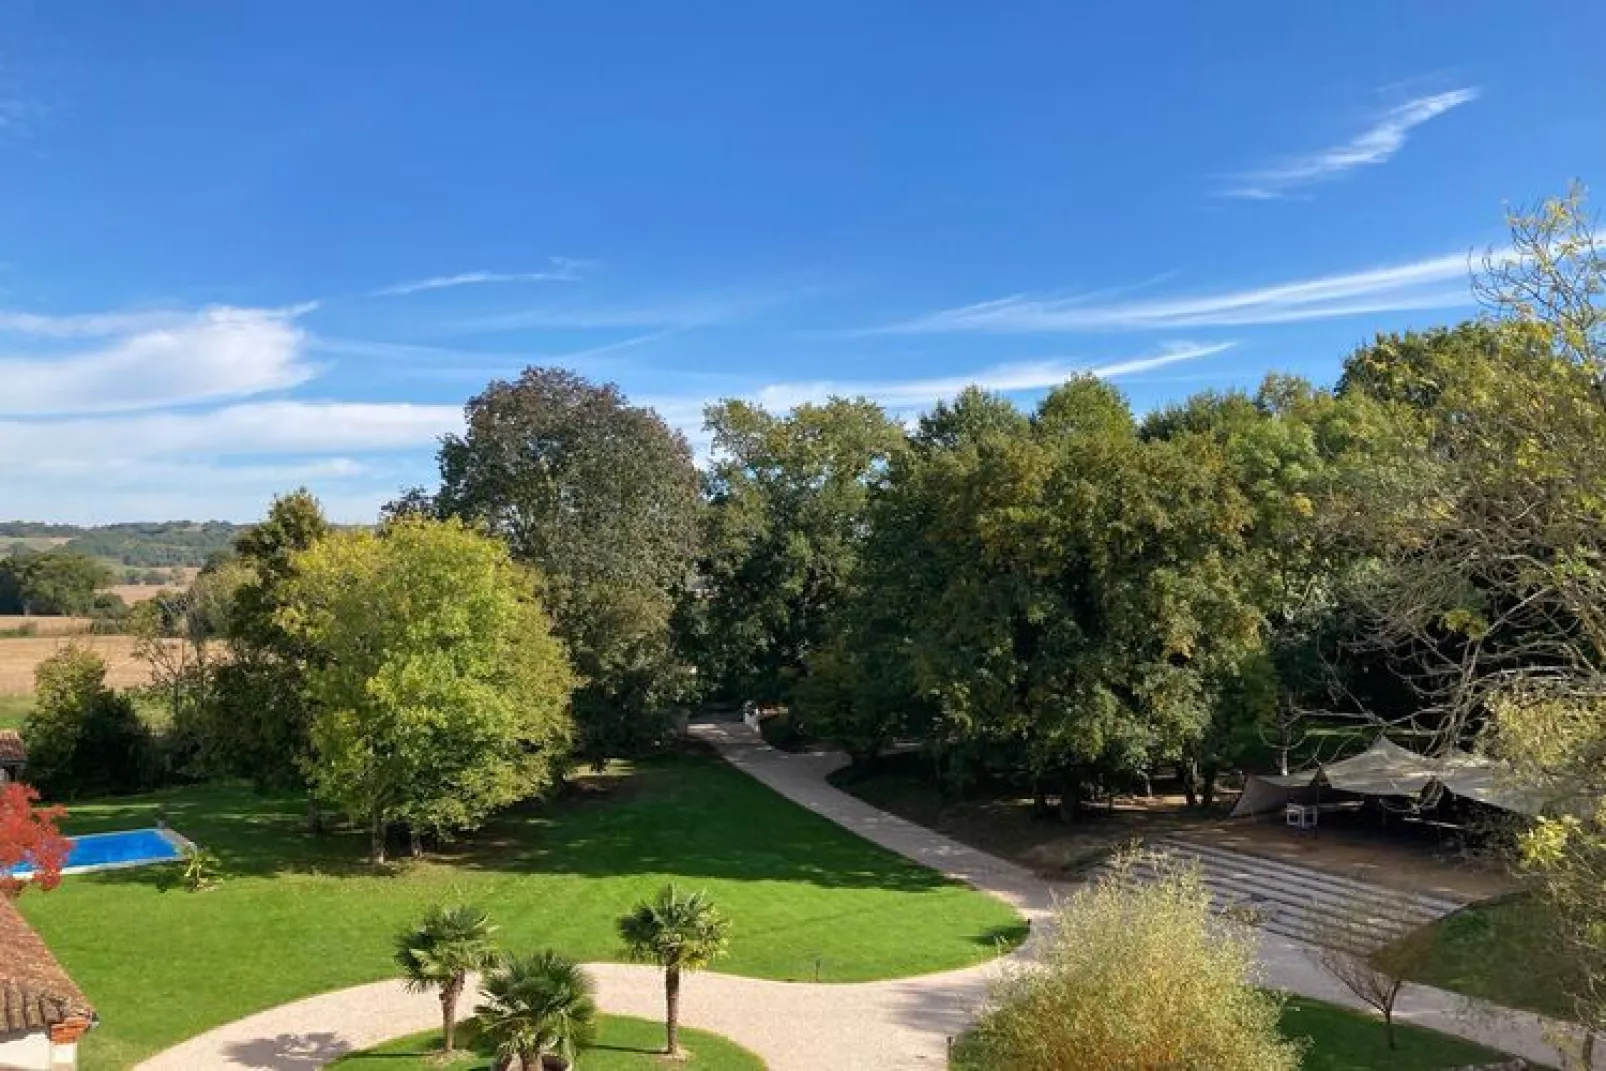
1231, 737, 1562, 819
1318, 737, 1440, 797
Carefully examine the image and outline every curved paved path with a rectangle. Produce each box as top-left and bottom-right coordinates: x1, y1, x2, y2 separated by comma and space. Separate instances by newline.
136, 722, 1593, 1070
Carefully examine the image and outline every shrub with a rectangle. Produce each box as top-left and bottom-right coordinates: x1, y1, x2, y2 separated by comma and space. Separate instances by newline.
954, 851, 1303, 1071
25, 645, 153, 797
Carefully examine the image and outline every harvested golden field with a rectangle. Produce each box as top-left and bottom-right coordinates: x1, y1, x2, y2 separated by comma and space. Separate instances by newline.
0, 615, 94, 636
0, 635, 159, 694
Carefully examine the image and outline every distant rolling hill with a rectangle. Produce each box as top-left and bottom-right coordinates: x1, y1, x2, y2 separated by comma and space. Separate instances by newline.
0, 520, 246, 588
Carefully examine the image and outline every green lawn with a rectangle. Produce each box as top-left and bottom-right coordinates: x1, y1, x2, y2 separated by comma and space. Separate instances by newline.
1403, 896, 1576, 1020
0, 693, 29, 731
20, 752, 1024, 1070
1281, 995, 1512, 1070
332, 1014, 764, 1070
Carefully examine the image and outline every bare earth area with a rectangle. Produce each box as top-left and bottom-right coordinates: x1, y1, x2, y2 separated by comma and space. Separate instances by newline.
836, 760, 1519, 906
0, 635, 160, 694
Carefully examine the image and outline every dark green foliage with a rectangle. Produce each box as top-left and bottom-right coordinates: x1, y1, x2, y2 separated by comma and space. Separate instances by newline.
686, 398, 906, 704
0, 549, 114, 615
24, 646, 152, 797
435, 368, 701, 763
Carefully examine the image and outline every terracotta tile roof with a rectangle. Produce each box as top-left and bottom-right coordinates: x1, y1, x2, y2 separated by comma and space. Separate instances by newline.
0, 896, 93, 1040
0, 731, 23, 766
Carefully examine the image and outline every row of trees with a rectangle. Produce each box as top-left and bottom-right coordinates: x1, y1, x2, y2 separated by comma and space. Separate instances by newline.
678, 193, 1605, 830
0, 549, 115, 616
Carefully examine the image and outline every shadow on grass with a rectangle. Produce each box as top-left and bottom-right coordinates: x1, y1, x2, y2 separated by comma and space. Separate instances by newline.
971, 922, 1030, 949
55, 752, 975, 894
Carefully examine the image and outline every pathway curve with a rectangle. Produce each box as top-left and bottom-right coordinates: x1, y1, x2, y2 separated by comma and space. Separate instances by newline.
136, 723, 1593, 1070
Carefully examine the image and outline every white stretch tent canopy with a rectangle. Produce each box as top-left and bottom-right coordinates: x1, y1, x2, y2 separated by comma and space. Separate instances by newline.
1232, 737, 1555, 818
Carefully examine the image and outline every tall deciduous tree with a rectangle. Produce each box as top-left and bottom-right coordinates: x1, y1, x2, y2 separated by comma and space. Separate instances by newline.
281, 517, 576, 863
185, 490, 333, 795
435, 369, 700, 763
1374, 187, 1606, 1049
688, 397, 906, 703
25, 646, 151, 798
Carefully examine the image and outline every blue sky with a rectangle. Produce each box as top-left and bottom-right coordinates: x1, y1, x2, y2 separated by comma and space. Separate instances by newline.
2, 2, 1602, 522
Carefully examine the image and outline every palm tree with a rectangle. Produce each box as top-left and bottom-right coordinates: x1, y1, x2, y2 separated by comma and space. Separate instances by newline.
476, 951, 597, 1070
617, 884, 731, 1056
393, 904, 500, 1054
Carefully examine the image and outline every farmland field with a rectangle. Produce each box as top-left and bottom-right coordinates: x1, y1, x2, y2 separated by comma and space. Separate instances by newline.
0, 615, 94, 636
0, 635, 160, 694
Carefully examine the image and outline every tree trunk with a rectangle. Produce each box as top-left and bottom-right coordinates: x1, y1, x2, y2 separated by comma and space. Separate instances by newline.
305, 792, 322, 835
665, 964, 682, 1055
1182, 756, 1199, 808
441, 978, 461, 1052
410, 825, 424, 858
1057, 770, 1079, 823
1031, 778, 1052, 819
1201, 763, 1218, 809
1383, 1005, 1397, 1050
369, 807, 387, 865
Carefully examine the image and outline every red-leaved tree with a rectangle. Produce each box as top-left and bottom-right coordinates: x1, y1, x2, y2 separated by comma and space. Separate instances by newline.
0, 782, 69, 897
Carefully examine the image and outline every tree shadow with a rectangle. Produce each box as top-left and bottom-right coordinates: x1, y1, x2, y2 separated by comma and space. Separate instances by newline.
223, 1030, 352, 1069
58, 751, 988, 895
438, 753, 962, 893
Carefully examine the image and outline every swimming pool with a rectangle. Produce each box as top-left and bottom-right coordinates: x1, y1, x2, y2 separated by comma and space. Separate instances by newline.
6, 826, 193, 878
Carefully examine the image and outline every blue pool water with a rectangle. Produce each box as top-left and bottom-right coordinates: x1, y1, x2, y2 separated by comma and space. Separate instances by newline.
6, 827, 186, 878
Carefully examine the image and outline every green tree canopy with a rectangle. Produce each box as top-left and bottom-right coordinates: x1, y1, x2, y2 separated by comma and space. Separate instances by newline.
687, 396, 906, 703
435, 368, 700, 762
0, 550, 114, 616
280, 516, 577, 862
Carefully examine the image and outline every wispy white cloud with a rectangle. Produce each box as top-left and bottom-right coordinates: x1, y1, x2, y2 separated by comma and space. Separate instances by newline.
308, 328, 674, 380
1224, 88, 1480, 199
643, 341, 1234, 453
878, 251, 1478, 334
747, 341, 1233, 412
0, 306, 314, 415
0, 401, 461, 460
368, 257, 587, 297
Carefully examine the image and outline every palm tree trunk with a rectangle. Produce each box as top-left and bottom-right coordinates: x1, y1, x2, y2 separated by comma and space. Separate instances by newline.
665, 964, 682, 1055
441, 977, 460, 1052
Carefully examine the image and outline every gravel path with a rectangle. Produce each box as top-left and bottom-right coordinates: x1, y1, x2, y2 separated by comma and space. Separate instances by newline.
134, 722, 1594, 1070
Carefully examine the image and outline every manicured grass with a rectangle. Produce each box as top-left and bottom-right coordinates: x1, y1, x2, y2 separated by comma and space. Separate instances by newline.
332, 1014, 764, 1070
0, 692, 28, 731
1404, 896, 1576, 1020
21, 751, 1024, 1070
1280, 995, 1512, 1070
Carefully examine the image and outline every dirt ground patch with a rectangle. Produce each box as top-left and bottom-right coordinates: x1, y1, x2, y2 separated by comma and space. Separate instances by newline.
0, 634, 160, 694
832, 753, 1518, 903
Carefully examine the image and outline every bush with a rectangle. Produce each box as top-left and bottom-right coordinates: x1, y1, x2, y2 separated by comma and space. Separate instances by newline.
756, 709, 812, 752
954, 851, 1303, 1071
25, 645, 154, 797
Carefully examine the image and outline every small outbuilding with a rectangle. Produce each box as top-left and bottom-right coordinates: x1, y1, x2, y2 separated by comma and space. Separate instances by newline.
0, 731, 26, 785
0, 896, 95, 1070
